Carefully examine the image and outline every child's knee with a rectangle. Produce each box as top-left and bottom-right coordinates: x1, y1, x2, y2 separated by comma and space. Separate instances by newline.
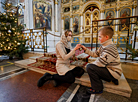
86, 64, 95, 72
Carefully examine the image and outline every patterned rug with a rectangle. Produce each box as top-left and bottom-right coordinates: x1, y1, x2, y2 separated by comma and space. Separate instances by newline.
27, 49, 90, 73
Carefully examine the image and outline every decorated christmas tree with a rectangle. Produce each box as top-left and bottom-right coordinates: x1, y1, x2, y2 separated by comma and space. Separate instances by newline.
0, 0, 28, 59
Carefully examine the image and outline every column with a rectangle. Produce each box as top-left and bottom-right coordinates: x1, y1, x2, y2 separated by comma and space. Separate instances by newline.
24, 0, 29, 29
115, 9, 119, 31
132, 4, 138, 49
70, 17, 73, 31
91, 13, 93, 34
55, 0, 58, 32
0, 0, 1, 12
62, 18, 64, 32
80, 15, 83, 32
100, 10, 104, 25
29, 0, 33, 29
80, 14, 83, 44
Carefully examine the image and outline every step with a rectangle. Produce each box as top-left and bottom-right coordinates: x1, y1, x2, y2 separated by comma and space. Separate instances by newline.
76, 73, 132, 97
14, 59, 57, 74
15, 59, 132, 97
14, 59, 36, 69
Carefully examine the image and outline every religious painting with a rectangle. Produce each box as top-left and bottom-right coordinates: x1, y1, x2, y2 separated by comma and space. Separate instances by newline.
105, 10, 115, 26
105, 0, 117, 3
63, 0, 70, 4
19, 0, 24, 3
73, 15, 80, 33
18, 16, 24, 25
119, 8, 131, 31
33, 0, 52, 30
73, 5, 79, 11
64, 7, 70, 12
73, 37, 80, 43
64, 17, 70, 30
83, 0, 91, 2
18, 4, 24, 16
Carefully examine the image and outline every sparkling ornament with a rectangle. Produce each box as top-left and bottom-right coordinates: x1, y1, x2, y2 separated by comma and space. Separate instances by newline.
12, 28, 15, 30
7, 3, 11, 6
8, 30, 11, 33
4, 27, 7, 30
9, 43, 11, 46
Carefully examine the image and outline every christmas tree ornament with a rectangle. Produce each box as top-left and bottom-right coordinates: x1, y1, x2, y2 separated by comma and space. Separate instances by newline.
7, 3, 11, 6
17, 43, 21, 45
9, 43, 11, 46
0, 0, 28, 59
12, 28, 15, 30
8, 30, 11, 33
4, 27, 7, 30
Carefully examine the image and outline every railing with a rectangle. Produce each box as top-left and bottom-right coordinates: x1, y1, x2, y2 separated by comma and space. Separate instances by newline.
91, 16, 138, 61
23, 27, 48, 53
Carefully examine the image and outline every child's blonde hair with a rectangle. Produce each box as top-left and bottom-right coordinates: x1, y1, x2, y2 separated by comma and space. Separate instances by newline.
98, 26, 114, 39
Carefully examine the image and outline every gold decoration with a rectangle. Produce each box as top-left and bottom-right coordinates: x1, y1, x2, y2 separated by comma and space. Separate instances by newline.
85, 37, 90, 43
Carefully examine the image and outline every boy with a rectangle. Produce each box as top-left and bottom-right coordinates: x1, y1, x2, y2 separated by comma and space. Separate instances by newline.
81, 26, 122, 94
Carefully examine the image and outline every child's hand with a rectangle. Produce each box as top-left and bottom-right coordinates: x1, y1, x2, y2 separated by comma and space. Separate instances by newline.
81, 45, 87, 51
74, 44, 81, 51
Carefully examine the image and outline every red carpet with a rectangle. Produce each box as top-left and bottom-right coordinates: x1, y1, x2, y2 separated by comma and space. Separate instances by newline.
0, 71, 70, 102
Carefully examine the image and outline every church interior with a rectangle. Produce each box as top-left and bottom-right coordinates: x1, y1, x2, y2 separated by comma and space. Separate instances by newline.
0, 0, 138, 101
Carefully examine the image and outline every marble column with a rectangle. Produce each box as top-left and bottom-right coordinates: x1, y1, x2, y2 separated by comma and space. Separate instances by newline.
55, 0, 58, 32
100, 10, 104, 25
80, 15, 83, 32
0, 0, 1, 12
115, 9, 119, 31
91, 13, 93, 34
62, 18, 64, 32
29, 0, 33, 29
132, 5, 138, 49
70, 17, 73, 31
80, 14, 83, 44
24, 0, 29, 29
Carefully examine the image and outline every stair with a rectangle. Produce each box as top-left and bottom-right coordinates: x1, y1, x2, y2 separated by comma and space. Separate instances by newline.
15, 52, 132, 98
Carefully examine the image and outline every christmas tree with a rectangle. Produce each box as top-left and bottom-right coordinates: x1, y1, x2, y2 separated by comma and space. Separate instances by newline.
0, 0, 28, 59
